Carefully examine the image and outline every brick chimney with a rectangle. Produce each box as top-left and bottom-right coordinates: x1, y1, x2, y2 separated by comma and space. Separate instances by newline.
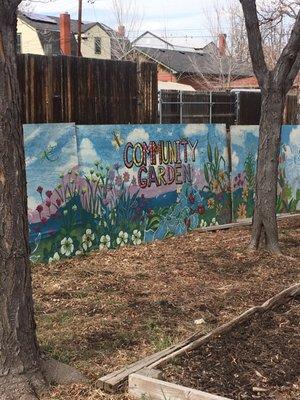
60, 12, 71, 56
218, 33, 227, 56
118, 25, 125, 37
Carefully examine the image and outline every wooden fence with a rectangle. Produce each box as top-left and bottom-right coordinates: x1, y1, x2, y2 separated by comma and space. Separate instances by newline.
17, 54, 158, 125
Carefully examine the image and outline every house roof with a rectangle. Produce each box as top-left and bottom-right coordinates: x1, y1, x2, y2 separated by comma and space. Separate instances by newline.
18, 12, 125, 58
130, 46, 252, 77
132, 31, 174, 47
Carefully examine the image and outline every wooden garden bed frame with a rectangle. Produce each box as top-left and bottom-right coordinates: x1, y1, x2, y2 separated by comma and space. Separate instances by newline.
97, 282, 300, 394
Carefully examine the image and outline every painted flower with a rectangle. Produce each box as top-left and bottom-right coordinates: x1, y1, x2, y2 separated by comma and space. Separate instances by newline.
108, 169, 115, 181
115, 175, 123, 186
63, 210, 68, 216
218, 171, 226, 181
56, 198, 62, 207
46, 190, 53, 198
131, 176, 137, 186
116, 231, 128, 246
99, 235, 111, 250
210, 217, 219, 226
114, 162, 121, 170
48, 252, 60, 263
207, 198, 215, 209
212, 180, 221, 193
237, 203, 247, 219
45, 200, 51, 208
188, 193, 195, 204
197, 204, 205, 215
60, 237, 74, 256
123, 171, 130, 182
75, 249, 83, 256
242, 185, 249, 202
41, 217, 48, 224
82, 229, 95, 251
200, 219, 207, 228
132, 230, 142, 245
36, 186, 43, 194
36, 204, 43, 214
72, 205, 78, 212
184, 218, 191, 229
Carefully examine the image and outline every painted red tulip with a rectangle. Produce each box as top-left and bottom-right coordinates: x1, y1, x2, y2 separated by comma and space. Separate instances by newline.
46, 190, 53, 198
36, 205, 43, 213
41, 217, 47, 224
188, 193, 195, 204
36, 186, 43, 194
197, 204, 205, 214
184, 218, 191, 229
56, 199, 62, 207
45, 200, 51, 208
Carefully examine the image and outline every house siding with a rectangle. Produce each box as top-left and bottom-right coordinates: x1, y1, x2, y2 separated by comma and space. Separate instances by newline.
80, 25, 111, 60
17, 18, 44, 55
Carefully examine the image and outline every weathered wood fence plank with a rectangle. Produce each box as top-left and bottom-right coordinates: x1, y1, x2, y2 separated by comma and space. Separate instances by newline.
17, 54, 157, 125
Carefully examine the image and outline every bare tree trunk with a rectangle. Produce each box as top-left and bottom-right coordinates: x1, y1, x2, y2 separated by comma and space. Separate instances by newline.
249, 77, 285, 252
0, 4, 45, 399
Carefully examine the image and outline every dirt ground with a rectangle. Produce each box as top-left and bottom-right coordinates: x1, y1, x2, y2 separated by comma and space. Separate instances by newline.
163, 299, 300, 399
33, 216, 300, 400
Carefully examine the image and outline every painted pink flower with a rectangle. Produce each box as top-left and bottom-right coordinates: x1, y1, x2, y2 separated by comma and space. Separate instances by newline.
188, 193, 195, 204
41, 217, 48, 224
46, 190, 53, 198
45, 200, 51, 208
36, 205, 43, 214
115, 175, 123, 186
123, 171, 130, 182
197, 204, 205, 215
36, 186, 43, 194
56, 199, 62, 207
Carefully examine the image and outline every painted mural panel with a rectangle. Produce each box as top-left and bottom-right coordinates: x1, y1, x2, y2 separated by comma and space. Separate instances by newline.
73, 124, 231, 258
24, 123, 79, 263
231, 125, 300, 221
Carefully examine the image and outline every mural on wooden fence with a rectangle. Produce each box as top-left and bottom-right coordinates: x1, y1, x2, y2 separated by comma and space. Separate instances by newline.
231, 125, 300, 220
25, 124, 231, 263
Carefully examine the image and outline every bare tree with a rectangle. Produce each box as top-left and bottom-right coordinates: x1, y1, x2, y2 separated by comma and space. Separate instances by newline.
0, 2, 87, 398
239, 0, 300, 252
110, 0, 142, 59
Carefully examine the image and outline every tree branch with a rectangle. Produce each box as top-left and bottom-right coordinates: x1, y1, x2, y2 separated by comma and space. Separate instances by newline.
274, 9, 300, 89
285, 50, 300, 90
239, 0, 269, 87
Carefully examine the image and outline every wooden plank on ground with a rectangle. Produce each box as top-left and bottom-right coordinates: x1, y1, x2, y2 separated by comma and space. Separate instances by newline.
128, 373, 232, 400
97, 282, 300, 392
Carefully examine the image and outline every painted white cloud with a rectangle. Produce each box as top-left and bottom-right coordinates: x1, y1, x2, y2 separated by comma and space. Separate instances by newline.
127, 128, 149, 143
284, 145, 293, 159
183, 124, 208, 137
79, 138, 98, 161
25, 156, 37, 166
290, 127, 300, 148
27, 196, 38, 210
231, 151, 239, 169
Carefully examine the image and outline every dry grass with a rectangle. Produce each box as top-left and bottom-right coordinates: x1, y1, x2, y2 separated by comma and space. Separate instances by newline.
33, 216, 300, 399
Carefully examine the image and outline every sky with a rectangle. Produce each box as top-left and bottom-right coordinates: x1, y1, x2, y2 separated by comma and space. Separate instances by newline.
27, 0, 231, 45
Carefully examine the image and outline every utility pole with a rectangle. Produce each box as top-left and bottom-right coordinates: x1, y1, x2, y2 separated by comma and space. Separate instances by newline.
77, 0, 83, 56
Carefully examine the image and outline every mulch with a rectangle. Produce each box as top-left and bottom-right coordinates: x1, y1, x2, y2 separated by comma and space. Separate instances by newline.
163, 299, 300, 400
32, 216, 300, 400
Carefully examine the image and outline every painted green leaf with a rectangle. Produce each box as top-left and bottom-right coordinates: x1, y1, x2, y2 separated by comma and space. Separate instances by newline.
207, 143, 212, 162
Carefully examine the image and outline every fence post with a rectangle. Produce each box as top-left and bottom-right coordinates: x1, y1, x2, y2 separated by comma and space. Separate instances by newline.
180, 90, 183, 123
209, 91, 213, 123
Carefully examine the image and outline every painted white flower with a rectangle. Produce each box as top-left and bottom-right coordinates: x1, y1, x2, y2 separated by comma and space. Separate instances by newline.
132, 229, 142, 245
72, 205, 78, 212
82, 229, 95, 251
200, 219, 207, 228
210, 217, 219, 226
63, 209, 68, 216
116, 231, 128, 246
48, 252, 60, 263
99, 235, 111, 250
75, 249, 83, 256
60, 237, 74, 256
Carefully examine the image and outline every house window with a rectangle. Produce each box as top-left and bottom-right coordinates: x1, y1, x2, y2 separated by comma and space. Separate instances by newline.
44, 43, 53, 55
94, 37, 101, 54
17, 33, 22, 53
